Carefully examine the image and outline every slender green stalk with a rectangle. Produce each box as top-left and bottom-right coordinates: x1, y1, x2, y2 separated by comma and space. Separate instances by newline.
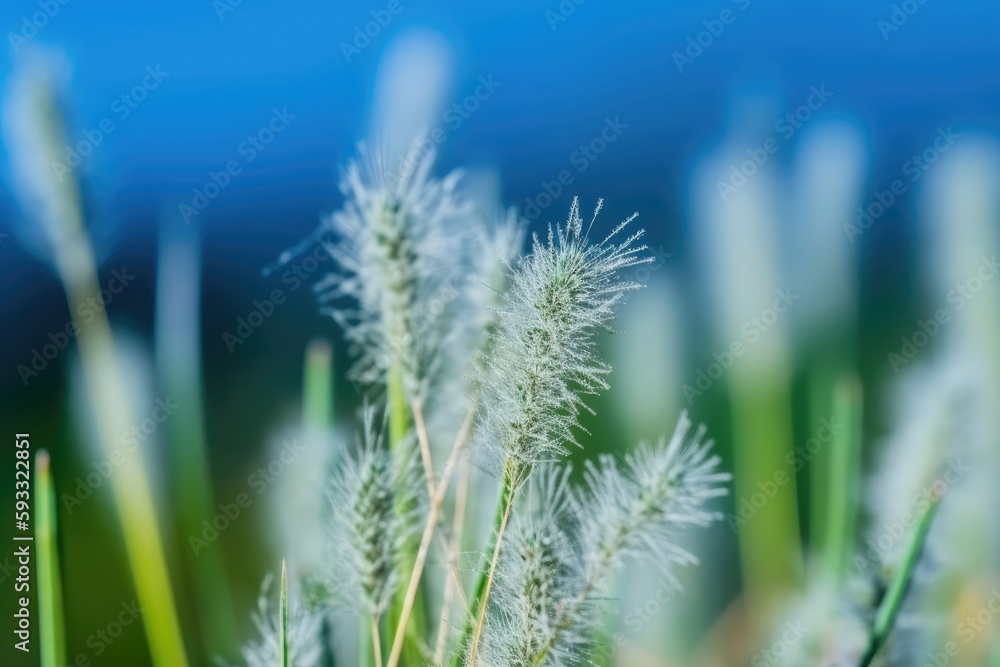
359, 616, 374, 667
858, 496, 942, 667
7, 57, 186, 667
730, 373, 802, 623
157, 220, 238, 656
467, 477, 515, 667
385, 408, 478, 667
807, 364, 834, 558
824, 376, 862, 580
386, 361, 427, 664
371, 620, 383, 667
60, 232, 189, 667
449, 463, 516, 667
280, 560, 289, 667
304, 339, 334, 430
387, 365, 409, 449
35, 450, 65, 667
302, 339, 338, 667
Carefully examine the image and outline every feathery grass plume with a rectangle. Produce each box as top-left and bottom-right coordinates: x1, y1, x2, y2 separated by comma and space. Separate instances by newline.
477, 198, 650, 486
367, 28, 453, 172
475, 412, 729, 667
327, 407, 425, 619
430, 197, 525, 664
313, 140, 468, 403
428, 195, 525, 461
467, 205, 527, 345
237, 570, 323, 667
0, 49, 82, 270
578, 411, 730, 584
476, 466, 586, 667
460, 198, 649, 667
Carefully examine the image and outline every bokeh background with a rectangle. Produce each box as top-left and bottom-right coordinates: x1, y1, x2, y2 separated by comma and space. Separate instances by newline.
2, 1, 999, 665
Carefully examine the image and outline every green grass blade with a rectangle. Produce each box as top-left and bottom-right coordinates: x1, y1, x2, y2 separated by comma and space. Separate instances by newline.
157, 220, 238, 656
304, 339, 334, 430
280, 560, 289, 667
859, 496, 941, 667
386, 361, 428, 664
824, 376, 862, 580
36, 450, 65, 667
729, 375, 802, 624
449, 464, 515, 667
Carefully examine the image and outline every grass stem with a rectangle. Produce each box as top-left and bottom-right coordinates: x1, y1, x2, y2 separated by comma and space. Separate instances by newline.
824, 376, 862, 581
36, 450, 65, 667
385, 404, 477, 667
412, 399, 436, 496
858, 495, 942, 667
280, 560, 289, 667
433, 458, 471, 664
466, 470, 515, 667
371, 619, 384, 667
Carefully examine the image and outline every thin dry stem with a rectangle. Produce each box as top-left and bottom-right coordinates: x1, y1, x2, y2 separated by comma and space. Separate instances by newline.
385, 404, 477, 667
412, 400, 436, 496
372, 618, 383, 667
434, 458, 472, 664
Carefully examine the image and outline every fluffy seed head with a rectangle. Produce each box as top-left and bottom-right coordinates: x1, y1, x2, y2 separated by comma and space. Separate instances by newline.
237, 573, 323, 667
578, 410, 731, 583
326, 407, 424, 617
477, 198, 650, 485
315, 140, 469, 399
475, 466, 587, 667
467, 205, 527, 340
